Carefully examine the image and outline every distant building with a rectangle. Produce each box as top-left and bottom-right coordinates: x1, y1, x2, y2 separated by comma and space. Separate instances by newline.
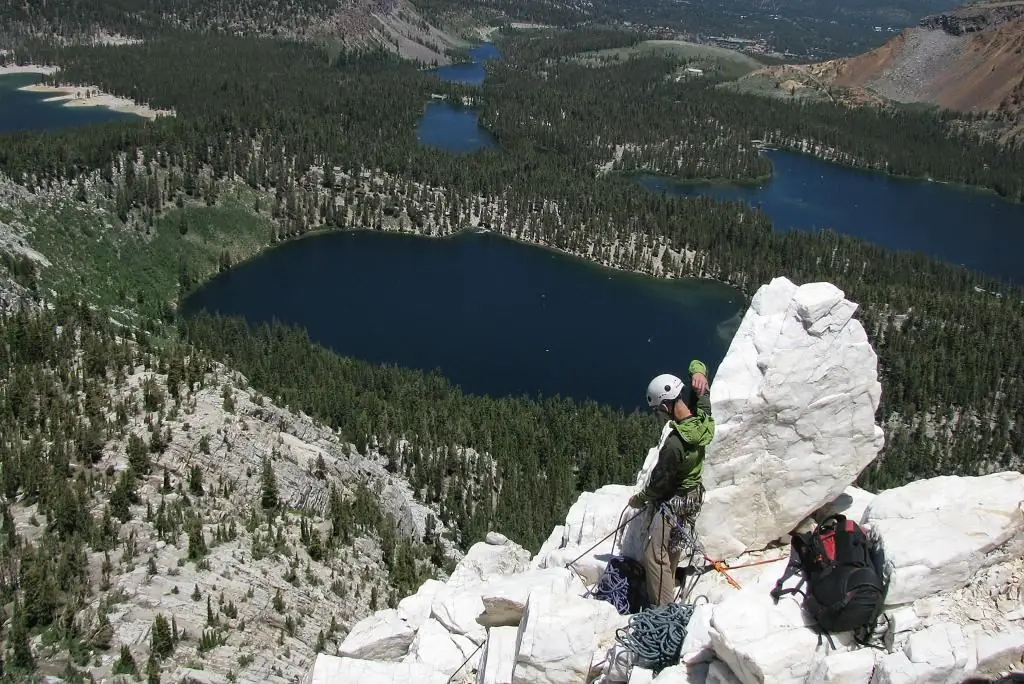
685, 67, 704, 76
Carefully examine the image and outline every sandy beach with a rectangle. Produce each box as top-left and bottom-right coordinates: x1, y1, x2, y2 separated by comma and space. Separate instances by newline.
1, 64, 175, 120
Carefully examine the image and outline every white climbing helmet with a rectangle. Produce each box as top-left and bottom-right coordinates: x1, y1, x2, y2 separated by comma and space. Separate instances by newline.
646, 373, 684, 409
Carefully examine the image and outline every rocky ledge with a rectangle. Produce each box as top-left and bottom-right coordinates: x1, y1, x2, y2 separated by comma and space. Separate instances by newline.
304, 277, 1024, 684
920, 1, 1024, 36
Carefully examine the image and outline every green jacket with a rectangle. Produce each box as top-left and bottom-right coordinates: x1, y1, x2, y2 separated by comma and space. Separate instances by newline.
635, 360, 715, 506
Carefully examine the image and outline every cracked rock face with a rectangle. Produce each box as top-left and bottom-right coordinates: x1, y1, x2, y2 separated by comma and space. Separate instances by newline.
695, 277, 885, 560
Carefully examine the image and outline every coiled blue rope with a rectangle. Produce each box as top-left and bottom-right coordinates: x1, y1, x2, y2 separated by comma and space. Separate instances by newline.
584, 559, 633, 614
614, 602, 696, 674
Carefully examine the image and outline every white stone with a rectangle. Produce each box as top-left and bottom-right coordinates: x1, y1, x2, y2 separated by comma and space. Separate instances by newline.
646, 662, 714, 683
696, 277, 885, 560
478, 626, 519, 684
304, 654, 450, 684
448, 540, 532, 590
885, 606, 922, 635
479, 568, 587, 627
708, 586, 844, 684
679, 603, 714, 664
512, 584, 627, 683
870, 652, 928, 684
863, 472, 1024, 606
337, 608, 417, 661
807, 648, 879, 684
487, 531, 511, 545
535, 484, 646, 584
404, 617, 481, 678
705, 660, 741, 684
397, 579, 446, 628
902, 623, 970, 683
814, 486, 877, 525
974, 627, 1024, 674
532, 525, 566, 569
431, 585, 488, 645
629, 666, 655, 684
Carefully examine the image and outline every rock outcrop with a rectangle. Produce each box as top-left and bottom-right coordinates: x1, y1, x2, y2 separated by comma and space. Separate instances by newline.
306, 279, 1024, 684
694, 277, 885, 559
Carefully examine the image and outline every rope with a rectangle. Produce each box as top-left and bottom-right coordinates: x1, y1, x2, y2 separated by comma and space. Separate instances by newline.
445, 640, 484, 683
583, 558, 633, 614
613, 602, 695, 675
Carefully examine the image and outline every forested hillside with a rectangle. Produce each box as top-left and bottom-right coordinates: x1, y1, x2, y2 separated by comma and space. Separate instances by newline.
1, 15, 1023, 681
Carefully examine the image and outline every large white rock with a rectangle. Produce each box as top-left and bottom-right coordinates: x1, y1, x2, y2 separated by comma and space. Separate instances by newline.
337, 608, 417, 661
974, 627, 1024, 674
404, 617, 481, 678
695, 277, 885, 560
535, 484, 645, 584
304, 654, 450, 684
478, 626, 519, 684
679, 603, 715, 665
449, 539, 532, 590
478, 568, 587, 627
512, 584, 627, 683
431, 585, 489, 645
863, 472, 1024, 606
901, 622, 971, 683
708, 586, 846, 684
807, 648, 880, 684
397, 579, 446, 628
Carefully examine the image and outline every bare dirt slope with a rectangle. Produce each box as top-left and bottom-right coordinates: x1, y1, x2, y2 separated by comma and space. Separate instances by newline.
822, 1, 1024, 113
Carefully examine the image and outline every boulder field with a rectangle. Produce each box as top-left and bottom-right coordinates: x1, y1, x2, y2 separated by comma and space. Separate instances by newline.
303, 277, 1024, 684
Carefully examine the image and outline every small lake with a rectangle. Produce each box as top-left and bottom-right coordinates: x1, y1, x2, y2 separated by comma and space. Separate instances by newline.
182, 231, 744, 412
638, 149, 1024, 285
0, 73, 139, 134
416, 43, 500, 154
426, 42, 502, 86
417, 101, 497, 154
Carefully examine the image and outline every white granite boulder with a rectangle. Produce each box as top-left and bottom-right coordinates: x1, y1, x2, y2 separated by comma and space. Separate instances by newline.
479, 626, 520, 684
534, 484, 644, 584
337, 608, 418, 661
403, 617, 481, 678
448, 538, 532, 590
478, 567, 587, 627
696, 277, 886, 560
863, 472, 1024, 606
397, 578, 446, 628
512, 583, 628, 683
303, 655, 450, 684
707, 586, 847, 684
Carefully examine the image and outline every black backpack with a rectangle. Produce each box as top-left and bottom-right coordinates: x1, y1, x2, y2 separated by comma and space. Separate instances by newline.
589, 555, 650, 615
770, 514, 889, 648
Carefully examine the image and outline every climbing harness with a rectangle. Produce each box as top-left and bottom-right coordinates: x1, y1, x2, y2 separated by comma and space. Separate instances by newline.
613, 601, 700, 675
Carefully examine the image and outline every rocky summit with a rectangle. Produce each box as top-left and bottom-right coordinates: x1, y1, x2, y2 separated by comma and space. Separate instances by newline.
305, 277, 1024, 684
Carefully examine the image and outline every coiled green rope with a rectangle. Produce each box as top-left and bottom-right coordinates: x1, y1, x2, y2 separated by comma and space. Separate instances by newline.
614, 602, 695, 674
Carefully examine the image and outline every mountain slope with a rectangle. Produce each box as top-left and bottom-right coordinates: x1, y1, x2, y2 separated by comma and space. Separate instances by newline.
822, 1, 1024, 112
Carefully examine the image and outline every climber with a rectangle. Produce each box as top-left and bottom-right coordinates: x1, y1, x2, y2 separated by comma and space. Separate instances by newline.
629, 360, 715, 607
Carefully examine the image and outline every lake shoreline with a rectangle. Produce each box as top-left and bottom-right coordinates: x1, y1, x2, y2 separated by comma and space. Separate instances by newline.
1, 64, 175, 120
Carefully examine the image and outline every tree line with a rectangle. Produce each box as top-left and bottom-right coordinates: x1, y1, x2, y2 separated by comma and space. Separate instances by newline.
0, 26, 1020, 578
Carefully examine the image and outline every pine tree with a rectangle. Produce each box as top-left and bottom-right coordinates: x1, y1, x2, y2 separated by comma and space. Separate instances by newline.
261, 456, 279, 511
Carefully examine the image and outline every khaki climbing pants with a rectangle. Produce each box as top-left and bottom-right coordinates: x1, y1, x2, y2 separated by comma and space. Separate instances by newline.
642, 486, 705, 606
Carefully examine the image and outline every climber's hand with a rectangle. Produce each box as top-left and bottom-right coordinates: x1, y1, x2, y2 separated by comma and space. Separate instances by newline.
628, 494, 643, 509
692, 372, 709, 396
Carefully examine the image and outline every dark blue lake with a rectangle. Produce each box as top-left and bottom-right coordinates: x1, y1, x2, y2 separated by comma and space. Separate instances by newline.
182, 231, 744, 412
637, 150, 1024, 284
426, 42, 502, 86
0, 73, 138, 134
417, 43, 499, 154
417, 101, 497, 154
